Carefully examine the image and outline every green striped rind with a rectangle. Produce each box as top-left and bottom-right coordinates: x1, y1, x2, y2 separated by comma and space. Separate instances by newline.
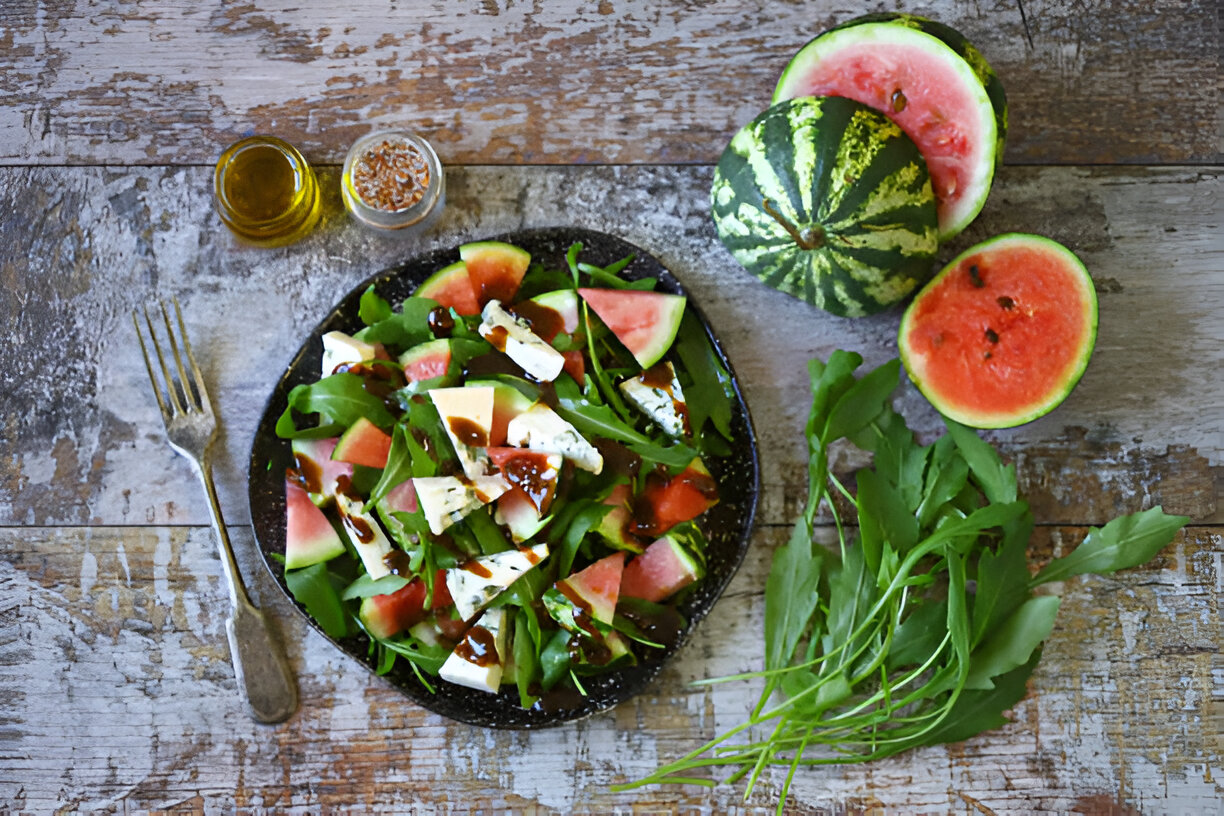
711, 96, 938, 318
833, 13, 1008, 163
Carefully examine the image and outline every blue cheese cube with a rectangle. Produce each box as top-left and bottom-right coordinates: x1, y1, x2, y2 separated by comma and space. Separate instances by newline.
438, 607, 509, 693
619, 361, 690, 438
478, 300, 566, 382
321, 330, 376, 378
412, 475, 509, 535
429, 385, 495, 479
334, 493, 394, 580
445, 543, 550, 621
505, 403, 603, 474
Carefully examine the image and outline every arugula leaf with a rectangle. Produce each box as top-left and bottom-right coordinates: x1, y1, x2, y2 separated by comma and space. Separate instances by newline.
342, 572, 410, 601
276, 373, 395, 438
539, 629, 574, 691
965, 595, 1060, 690
359, 285, 393, 326
513, 606, 542, 708
1032, 506, 1188, 586
361, 297, 437, 348
674, 311, 735, 443
369, 422, 414, 504
284, 563, 349, 640
764, 518, 823, 672
944, 419, 1018, 504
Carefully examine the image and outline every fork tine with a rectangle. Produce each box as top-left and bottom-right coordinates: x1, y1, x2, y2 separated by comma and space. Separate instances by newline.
171, 297, 211, 412
143, 303, 184, 415
133, 309, 170, 419
159, 300, 197, 412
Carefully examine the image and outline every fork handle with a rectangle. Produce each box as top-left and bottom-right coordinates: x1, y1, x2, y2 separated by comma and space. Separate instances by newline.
195, 459, 298, 723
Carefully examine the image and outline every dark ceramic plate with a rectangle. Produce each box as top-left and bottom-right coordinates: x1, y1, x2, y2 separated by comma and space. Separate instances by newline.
248, 226, 759, 728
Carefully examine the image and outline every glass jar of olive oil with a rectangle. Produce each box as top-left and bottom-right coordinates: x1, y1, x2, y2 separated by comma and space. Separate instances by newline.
213, 135, 320, 246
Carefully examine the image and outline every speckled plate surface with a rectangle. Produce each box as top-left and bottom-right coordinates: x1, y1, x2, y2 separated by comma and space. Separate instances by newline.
248, 226, 759, 728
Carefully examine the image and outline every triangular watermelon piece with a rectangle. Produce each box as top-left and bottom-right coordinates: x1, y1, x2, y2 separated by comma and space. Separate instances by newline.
284, 477, 346, 569
291, 436, 353, 504
577, 288, 686, 368
620, 534, 704, 603
544, 552, 626, 635
415, 261, 481, 316
460, 241, 531, 306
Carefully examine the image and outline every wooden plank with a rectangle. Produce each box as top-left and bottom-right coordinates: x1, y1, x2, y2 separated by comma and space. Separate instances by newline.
1, 525, 1218, 812
0, 165, 1219, 529
0, 1, 1218, 167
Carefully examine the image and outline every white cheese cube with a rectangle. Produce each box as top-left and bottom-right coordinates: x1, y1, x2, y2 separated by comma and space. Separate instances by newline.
334, 493, 394, 580
412, 475, 509, 535
506, 403, 603, 474
446, 543, 550, 622
429, 386, 495, 479
439, 607, 509, 694
619, 362, 690, 438
478, 300, 566, 382
321, 330, 376, 378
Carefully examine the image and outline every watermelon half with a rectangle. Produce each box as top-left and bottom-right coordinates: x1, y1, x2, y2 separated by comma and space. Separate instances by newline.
898, 233, 1098, 428
773, 14, 1006, 240
711, 95, 938, 318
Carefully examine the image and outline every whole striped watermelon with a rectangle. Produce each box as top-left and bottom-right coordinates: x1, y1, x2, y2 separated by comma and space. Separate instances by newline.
711, 95, 938, 317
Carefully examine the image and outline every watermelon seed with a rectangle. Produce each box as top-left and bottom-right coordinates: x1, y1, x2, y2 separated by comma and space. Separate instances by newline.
997, 295, 1015, 310
890, 89, 908, 113
985, 328, 999, 344
968, 264, 985, 288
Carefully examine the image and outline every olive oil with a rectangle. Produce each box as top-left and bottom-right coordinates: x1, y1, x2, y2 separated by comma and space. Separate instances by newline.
213, 136, 320, 246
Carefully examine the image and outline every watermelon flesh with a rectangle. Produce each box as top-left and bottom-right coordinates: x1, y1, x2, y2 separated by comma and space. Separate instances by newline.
899, 233, 1097, 428
332, 416, 393, 469
284, 477, 346, 569
415, 261, 481, 316
460, 241, 530, 306
620, 534, 704, 603
291, 436, 352, 504
577, 288, 686, 369
399, 338, 453, 383
546, 552, 626, 635
774, 18, 1000, 240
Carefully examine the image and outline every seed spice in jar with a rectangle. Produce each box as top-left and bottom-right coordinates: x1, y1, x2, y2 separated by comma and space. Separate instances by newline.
352, 138, 431, 212
341, 131, 445, 231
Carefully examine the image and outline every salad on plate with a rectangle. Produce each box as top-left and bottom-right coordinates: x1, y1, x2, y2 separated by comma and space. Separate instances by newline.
269, 237, 746, 715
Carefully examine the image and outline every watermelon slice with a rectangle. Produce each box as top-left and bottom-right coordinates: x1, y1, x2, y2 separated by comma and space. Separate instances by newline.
460, 241, 531, 306
332, 416, 393, 469
470, 379, 535, 446
577, 288, 686, 369
520, 288, 581, 341
773, 13, 1005, 240
620, 534, 704, 603
630, 457, 719, 537
284, 477, 346, 569
486, 447, 561, 513
399, 338, 453, 384
544, 552, 626, 635
899, 233, 1097, 428
595, 483, 646, 554
291, 436, 352, 505
359, 577, 430, 640
494, 487, 551, 543
415, 261, 481, 316
381, 479, 418, 515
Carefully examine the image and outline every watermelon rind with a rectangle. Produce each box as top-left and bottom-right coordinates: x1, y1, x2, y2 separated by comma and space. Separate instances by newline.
898, 233, 1098, 429
711, 96, 939, 318
578, 288, 687, 368
773, 15, 1002, 241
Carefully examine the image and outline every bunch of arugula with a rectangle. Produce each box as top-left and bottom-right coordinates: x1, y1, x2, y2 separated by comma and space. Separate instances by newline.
269, 243, 739, 707
617, 350, 1188, 808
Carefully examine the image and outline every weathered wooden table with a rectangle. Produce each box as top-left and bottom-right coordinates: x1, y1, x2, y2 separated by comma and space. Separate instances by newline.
1, 2, 1220, 813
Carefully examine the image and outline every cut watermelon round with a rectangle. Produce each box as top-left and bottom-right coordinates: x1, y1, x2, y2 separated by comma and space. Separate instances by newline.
899, 233, 1097, 428
415, 261, 481, 316
773, 14, 1005, 240
577, 288, 686, 369
711, 96, 939, 318
620, 535, 704, 603
460, 240, 530, 306
284, 477, 346, 569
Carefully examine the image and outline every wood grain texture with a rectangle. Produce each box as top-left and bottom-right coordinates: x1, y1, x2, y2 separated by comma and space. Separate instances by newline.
0, 0, 1219, 167
0, 165, 1219, 530
1, 524, 1219, 813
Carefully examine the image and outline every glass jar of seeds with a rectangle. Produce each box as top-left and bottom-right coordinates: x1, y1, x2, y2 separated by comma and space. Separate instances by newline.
341, 131, 445, 232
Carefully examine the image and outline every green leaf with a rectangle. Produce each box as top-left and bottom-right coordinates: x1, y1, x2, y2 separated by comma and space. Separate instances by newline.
944, 419, 1017, 504
914, 651, 1041, 748
1033, 506, 1189, 586
764, 517, 824, 671
851, 406, 928, 514
806, 351, 862, 443
377, 633, 450, 675
965, 596, 1060, 690
886, 599, 949, 670
822, 358, 900, 443
554, 501, 610, 577
856, 467, 918, 574
539, 628, 574, 691
284, 563, 349, 640
359, 285, 393, 326
513, 606, 542, 708
916, 440, 969, 531
673, 311, 734, 442
970, 510, 1034, 646
276, 373, 396, 438
369, 423, 413, 504
361, 296, 437, 349
341, 572, 410, 601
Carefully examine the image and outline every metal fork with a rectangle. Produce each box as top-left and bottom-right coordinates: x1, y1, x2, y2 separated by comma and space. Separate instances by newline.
134, 298, 298, 724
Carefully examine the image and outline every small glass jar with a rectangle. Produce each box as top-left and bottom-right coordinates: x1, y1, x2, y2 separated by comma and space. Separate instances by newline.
213, 135, 320, 246
341, 131, 445, 232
